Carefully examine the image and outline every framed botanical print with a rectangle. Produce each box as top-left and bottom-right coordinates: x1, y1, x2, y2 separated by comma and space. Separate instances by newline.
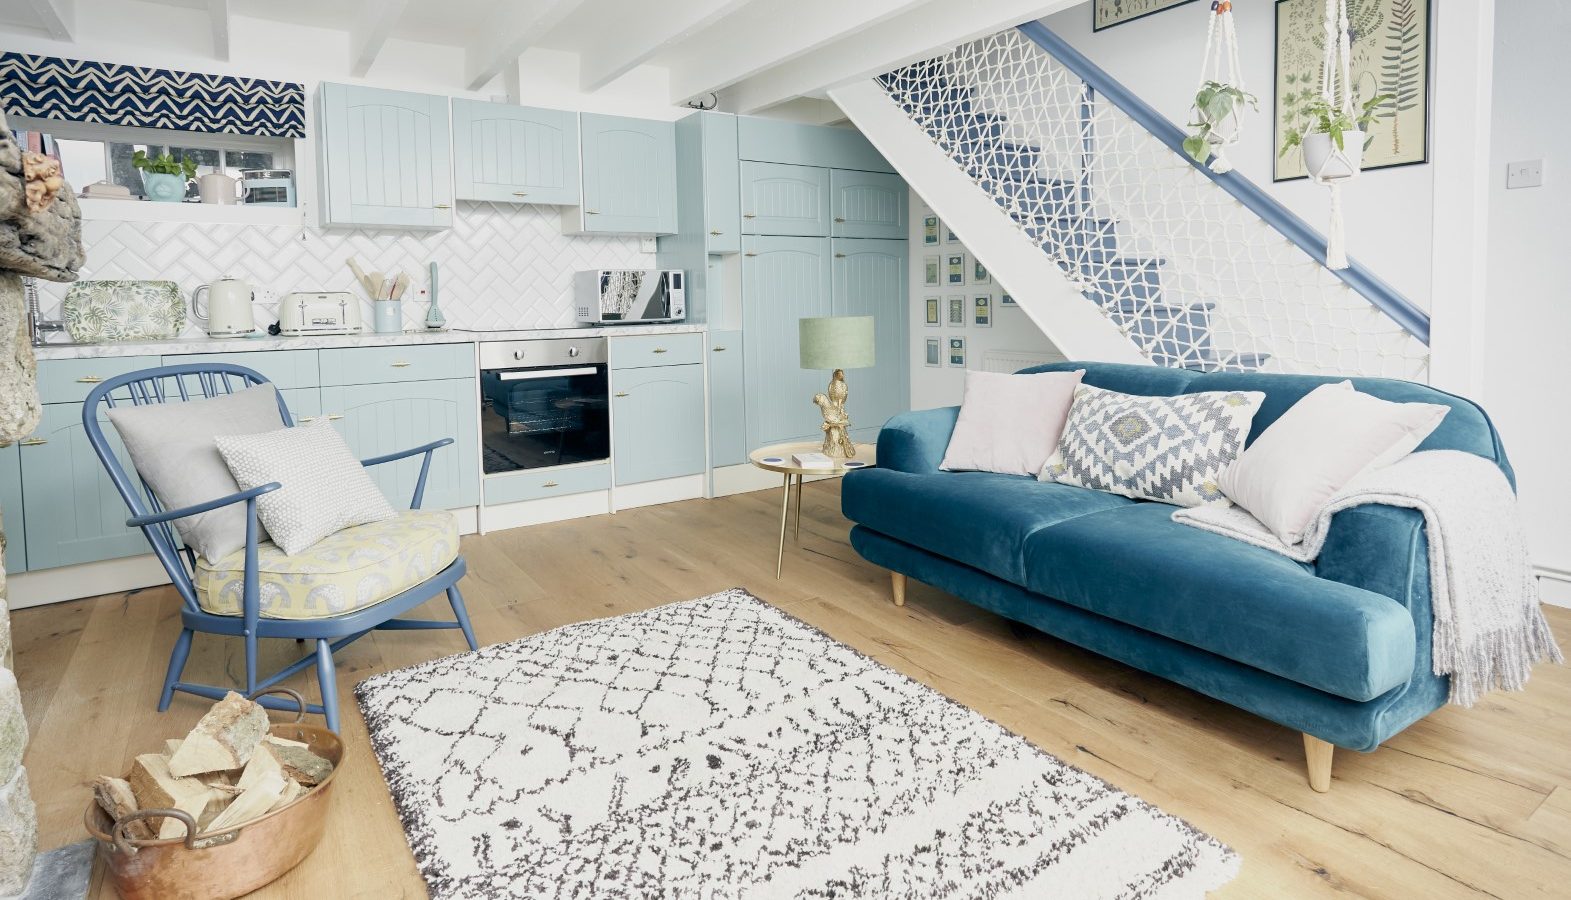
1094, 0, 1200, 32
923, 255, 940, 287
945, 224, 961, 244
946, 254, 966, 285
925, 337, 942, 367
1273, 0, 1431, 181
947, 295, 967, 327
922, 215, 940, 245
924, 296, 941, 327
1000, 292, 1017, 307
948, 337, 967, 368
972, 258, 990, 285
973, 294, 993, 328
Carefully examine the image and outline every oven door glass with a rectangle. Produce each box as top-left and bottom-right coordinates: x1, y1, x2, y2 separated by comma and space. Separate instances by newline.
480, 365, 610, 473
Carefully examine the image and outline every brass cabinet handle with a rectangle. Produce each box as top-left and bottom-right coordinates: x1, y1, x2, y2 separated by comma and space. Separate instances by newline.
512, 191, 528, 197
433, 204, 451, 209
585, 209, 600, 215
708, 229, 722, 235
834, 253, 846, 258
76, 375, 103, 384
651, 348, 668, 354
742, 213, 756, 219
326, 414, 345, 421
19, 438, 46, 446
296, 416, 317, 423
614, 391, 630, 398
834, 217, 846, 222
541, 480, 559, 488
744, 252, 757, 257
712, 346, 727, 352
390, 361, 411, 368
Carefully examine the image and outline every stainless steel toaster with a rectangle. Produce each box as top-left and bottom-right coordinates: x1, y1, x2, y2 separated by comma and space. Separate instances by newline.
278, 291, 362, 336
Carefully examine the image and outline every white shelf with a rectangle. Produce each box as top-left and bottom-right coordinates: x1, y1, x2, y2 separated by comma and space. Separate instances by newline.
78, 198, 304, 227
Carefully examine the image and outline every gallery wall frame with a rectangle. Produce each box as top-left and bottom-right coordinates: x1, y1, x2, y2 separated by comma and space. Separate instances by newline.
1093, 0, 1201, 32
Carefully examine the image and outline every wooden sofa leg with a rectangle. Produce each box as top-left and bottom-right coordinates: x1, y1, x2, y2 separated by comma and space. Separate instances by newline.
1303, 734, 1334, 793
890, 571, 907, 607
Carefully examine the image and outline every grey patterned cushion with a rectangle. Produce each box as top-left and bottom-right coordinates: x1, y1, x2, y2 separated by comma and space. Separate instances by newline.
1040, 384, 1265, 507
215, 420, 395, 555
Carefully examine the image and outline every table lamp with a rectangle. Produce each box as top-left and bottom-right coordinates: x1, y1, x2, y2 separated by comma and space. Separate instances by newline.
799, 315, 876, 459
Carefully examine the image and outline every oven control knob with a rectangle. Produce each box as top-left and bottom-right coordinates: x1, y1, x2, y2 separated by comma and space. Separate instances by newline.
512, 349, 524, 360
568, 346, 580, 358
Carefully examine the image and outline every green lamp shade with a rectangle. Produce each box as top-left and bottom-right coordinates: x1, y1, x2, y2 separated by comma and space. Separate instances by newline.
799, 315, 875, 369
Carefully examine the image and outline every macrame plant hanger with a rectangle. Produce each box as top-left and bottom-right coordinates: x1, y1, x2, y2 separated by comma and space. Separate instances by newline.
1312, 0, 1357, 269
1196, 0, 1245, 174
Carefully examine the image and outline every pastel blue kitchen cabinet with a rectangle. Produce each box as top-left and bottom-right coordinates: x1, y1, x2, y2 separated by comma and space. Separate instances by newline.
831, 170, 908, 240
451, 100, 580, 205
566, 114, 677, 234
0, 442, 22, 573
320, 379, 479, 511
700, 113, 740, 253
161, 349, 319, 390
740, 162, 830, 237
832, 239, 910, 441
740, 235, 833, 446
612, 364, 706, 485
21, 403, 150, 570
707, 330, 747, 467
318, 83, 453, 229
737, 117, 894, 173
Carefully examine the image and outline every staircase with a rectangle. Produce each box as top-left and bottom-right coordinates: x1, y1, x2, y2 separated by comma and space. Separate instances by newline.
829, 23, 1430, 379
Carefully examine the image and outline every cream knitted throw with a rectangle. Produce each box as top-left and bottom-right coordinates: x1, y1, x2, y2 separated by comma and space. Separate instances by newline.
1174, 450, 1562, 706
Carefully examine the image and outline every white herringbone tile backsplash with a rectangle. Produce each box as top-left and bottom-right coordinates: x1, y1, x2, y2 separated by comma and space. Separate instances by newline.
36, 201, 652, 334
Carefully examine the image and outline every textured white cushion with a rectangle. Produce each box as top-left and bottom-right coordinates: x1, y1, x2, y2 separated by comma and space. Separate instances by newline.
940, 369, 1084, 476
1041, 384, 1265, 507
1218, 381, 1450, 543
215, 420, 395, 555
106, 383, 285, 562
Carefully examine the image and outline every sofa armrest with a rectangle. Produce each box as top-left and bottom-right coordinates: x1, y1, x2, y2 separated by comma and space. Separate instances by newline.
1315, 504, 1428, 611
876, 407, 960, 474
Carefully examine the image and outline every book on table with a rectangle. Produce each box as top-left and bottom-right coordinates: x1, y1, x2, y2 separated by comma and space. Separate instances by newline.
792, 452, 835, 469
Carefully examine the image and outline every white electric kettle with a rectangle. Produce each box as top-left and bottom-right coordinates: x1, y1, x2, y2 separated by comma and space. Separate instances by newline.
191, 277, 256, 338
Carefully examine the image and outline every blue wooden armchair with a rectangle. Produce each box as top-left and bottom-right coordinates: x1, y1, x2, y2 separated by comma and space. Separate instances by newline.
83, 362, 477, 733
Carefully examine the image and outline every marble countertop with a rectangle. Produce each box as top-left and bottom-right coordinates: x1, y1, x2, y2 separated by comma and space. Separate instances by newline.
33, 323, 706, 360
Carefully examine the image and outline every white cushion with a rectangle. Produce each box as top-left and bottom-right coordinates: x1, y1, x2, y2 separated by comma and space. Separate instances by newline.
215, 420, 395, 555
940, 369, 1085, 476
1218, 381, 1450, 543
105, 383, 285, 562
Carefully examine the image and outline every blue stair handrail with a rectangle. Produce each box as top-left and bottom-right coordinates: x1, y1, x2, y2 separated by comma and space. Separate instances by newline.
1016, 21, 1431, 346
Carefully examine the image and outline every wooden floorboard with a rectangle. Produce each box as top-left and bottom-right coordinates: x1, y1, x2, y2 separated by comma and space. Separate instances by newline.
12, 481, 1568, 898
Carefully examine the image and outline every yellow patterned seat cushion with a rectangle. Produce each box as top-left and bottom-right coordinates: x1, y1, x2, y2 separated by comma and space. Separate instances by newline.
194, 510, 460, 620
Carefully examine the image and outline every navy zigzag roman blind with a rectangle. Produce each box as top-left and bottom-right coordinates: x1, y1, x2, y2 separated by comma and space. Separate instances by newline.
0, 52, 305, 138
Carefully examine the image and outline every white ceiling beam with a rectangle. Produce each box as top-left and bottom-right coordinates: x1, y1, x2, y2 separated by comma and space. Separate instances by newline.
579, 0, 753, 93
206, 0, 230, 61
666, 0, 931, 105
464, 0, 590, 92
22, 0, 74, 42
349, 0, 410, 78
726, 0, 1081, 114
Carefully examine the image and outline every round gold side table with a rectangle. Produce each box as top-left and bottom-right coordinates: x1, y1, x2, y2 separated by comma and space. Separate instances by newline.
748, 441, 877, 578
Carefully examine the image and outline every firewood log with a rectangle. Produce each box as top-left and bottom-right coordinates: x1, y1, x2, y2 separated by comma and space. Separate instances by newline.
92, 776, 152, 841
167, 692, 268, 777
126, 755, 214, 840
267, 741, 333, 786
203, 771, 285, 832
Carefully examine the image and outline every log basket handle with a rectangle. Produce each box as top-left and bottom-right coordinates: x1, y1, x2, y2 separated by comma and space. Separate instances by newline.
247, 686, 308, 723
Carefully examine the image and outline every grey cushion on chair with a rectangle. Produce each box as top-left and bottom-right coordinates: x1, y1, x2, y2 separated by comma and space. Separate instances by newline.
106, 382, 286, 563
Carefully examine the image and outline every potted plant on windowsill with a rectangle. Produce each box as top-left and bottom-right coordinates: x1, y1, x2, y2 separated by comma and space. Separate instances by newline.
131, 150, 197, 202
1183, 80, 1256, 169
1279, 93, 1391, 181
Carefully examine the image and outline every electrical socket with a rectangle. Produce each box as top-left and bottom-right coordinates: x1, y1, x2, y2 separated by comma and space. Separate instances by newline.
1507, 159, 1544, 190
640, 236, 658, 253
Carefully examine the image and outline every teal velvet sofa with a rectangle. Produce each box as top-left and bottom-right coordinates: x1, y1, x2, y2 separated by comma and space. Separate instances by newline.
842, 362, 1513, 791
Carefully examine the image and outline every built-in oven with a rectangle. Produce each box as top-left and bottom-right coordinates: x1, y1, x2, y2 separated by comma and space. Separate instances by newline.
479, 338, 609, 474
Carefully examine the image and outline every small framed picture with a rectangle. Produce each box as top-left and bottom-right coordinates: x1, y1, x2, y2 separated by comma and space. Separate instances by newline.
1000, 292, 1017, 307
924, 296, 940, 327
923, 255, 940, 287
925, 337, 942, 367
972, 258, 990, 285
945, 224, 961, 244
922, 215, 940, 245
947, 295, 966, 327
948, 336, 967, 367
973, 294, 993, 328
946, 254, 966, 285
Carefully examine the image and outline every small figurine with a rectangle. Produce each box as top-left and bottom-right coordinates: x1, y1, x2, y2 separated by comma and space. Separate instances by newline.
813, 369, 856, 459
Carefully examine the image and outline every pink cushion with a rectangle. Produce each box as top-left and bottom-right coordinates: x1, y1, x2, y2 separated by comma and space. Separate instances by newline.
941, 370, 1085, 477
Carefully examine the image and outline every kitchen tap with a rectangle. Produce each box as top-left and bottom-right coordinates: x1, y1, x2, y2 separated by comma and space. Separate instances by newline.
24, 277, 66, 346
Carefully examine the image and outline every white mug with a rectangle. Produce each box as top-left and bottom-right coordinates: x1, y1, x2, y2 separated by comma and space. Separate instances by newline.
197, 173, 249, 205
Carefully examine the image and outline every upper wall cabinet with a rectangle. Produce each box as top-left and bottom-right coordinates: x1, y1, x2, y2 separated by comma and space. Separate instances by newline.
563, 114, 677, 235
741, 162, 830, 237
698, 113, 740, 254
451, 100, 580, 205
831, 170, 907, 240
318, 83, 453, 229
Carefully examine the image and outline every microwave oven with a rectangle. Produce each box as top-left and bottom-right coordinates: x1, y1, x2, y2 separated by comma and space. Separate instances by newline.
574, 270, 685, 325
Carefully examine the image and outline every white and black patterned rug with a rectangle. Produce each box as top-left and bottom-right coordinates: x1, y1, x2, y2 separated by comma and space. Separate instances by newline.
355, 589, 1239, 898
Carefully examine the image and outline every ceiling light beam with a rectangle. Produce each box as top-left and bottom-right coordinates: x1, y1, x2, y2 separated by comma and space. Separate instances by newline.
350, 0, 411, 78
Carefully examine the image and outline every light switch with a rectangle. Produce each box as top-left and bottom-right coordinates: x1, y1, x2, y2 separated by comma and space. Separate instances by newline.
1507, 159, 1544, 189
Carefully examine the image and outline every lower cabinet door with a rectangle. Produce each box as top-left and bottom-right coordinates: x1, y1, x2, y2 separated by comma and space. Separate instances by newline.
22, 403, 150, 570
0, 442, 23, 573
612, 364, 706, 486
707, 331, 746, 467
320, 379, 479, 511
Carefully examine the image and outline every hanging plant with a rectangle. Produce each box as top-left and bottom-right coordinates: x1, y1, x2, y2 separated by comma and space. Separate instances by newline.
1278, 93, 1390, 180
1184, 0, 1249, 174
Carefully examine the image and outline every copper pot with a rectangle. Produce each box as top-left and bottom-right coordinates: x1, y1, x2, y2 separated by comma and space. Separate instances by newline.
83, 689, 343, 900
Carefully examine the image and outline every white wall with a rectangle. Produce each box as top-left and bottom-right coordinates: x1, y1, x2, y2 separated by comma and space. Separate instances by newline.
1482, 0, 1571, 584
907, 189, 1065, 409
1041, 2, 1435, 308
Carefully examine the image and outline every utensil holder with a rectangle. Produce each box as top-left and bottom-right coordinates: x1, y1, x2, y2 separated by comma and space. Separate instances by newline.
373, 300, 403, 334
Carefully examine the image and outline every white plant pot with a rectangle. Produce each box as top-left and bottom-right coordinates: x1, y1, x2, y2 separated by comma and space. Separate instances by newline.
1302, 130, 1363, 181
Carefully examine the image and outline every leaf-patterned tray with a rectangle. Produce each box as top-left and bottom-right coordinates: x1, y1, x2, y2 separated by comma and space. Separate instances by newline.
63, 280, 187, 343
